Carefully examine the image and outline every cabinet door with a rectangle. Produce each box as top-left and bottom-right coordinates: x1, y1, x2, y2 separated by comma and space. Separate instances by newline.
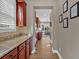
29, 41, 31, 55
1, 48, 18, 59
1, 54, 18, 59
19, 48, 25, 59
16, 2, 27, 27
23, 2, 26, 26
29, 37, 32, 55
26, 42, 30, 59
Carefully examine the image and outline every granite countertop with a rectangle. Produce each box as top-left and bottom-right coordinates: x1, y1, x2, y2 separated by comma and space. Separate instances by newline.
0, 34, 32, 58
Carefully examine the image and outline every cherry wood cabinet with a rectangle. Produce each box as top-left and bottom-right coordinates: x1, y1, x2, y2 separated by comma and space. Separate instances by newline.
18, 42, 26, 59
16, 0, 27, 27
17, 0, 24, 2
1, 54, 9, 59
1, 37, 33, 59
25, 39, 30, 59
18, 47, 25, 59
18, 42, 25, 51
1, 48, 18, 59
29, 37, 32, 55
25, 37, 33, 59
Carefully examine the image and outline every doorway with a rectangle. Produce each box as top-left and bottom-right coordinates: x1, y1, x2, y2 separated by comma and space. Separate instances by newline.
35, 9, 52, 40
30, 7, 59, 59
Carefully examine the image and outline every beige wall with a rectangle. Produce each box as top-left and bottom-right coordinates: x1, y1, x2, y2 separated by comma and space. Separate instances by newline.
52, 0, 79, 59
51, 3, 59, 51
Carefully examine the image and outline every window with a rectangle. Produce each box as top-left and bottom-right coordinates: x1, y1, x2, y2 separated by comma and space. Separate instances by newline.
0, 0, 16, 32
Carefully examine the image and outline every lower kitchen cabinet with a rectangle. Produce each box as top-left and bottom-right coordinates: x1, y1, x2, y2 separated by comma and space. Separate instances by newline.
29, 40, 31, 56
1, 48, 18, 59
18, 48, 25, 59
18, 42, 26, 59
1, 37, 33, 59
26, 39, 30, 59
26, 37, 33, 59
29, 38, 32, 56
1, 54, 9, 59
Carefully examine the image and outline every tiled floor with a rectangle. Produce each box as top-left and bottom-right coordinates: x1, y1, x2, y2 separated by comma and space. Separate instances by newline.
30, 35, 59, 59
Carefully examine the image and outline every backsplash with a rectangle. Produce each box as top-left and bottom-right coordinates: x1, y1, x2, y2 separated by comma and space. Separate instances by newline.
0, 27, 28, 41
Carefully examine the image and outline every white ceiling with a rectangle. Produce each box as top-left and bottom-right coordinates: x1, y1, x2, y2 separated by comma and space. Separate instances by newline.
35, 9, 52, 22
30, 0, 56, 3
30, 0, 56, 7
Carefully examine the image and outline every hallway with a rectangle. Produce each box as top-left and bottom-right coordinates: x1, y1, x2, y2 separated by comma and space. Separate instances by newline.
30, 35, 59, 59
0, 0, 79, 59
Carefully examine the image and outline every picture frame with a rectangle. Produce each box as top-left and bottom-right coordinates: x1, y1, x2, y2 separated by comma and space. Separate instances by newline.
63, 17, 68, 28
63, 0, 68, 13
59, 14, 63, 23
70, 1, 79, 19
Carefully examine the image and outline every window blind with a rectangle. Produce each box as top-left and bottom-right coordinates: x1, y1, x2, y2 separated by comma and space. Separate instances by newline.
0, 0, 16, 32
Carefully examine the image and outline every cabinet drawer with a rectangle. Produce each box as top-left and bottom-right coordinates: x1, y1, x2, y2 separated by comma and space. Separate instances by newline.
19, 42, 25, 51
9, 48, 18, 57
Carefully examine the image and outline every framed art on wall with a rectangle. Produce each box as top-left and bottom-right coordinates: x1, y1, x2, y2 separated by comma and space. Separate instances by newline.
63, 0, 68, 13
59, 14, 63, 23
63, 17, 68, 28
70, 1, 79, 19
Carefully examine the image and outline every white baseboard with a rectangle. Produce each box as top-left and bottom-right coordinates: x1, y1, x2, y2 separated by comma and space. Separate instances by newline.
31, 48, 36, 54
52, 48, 63, 59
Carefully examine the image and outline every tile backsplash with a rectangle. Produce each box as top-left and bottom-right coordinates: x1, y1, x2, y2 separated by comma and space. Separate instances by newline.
0, 27, 28, 41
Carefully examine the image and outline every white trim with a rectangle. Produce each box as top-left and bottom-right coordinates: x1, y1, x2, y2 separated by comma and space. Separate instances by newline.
31, 48, 36, 54
52, 48, 63, 59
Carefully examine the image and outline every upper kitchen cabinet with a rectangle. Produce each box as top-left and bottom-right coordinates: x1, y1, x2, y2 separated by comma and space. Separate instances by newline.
16, 0, 27, 27
17, 0, 24, 2
0, 0, 16, 32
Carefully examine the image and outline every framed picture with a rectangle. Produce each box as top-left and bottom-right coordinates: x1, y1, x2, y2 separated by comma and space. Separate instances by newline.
63, 0, 68, 13
70, 1, 79, 19
59, 14, 63, 23
63, 17, 68, 28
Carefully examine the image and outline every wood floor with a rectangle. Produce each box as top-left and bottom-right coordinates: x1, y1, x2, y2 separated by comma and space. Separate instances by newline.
30, 35, 59, 59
